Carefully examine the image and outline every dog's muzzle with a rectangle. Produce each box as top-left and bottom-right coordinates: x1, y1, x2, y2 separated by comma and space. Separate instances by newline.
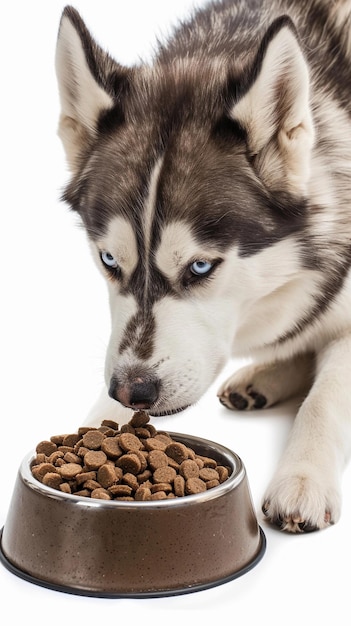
109, 375, 160, 411
108, 374, 190, 415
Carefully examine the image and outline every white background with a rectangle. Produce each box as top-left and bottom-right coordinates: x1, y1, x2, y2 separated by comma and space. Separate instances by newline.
0, 1, 350, 622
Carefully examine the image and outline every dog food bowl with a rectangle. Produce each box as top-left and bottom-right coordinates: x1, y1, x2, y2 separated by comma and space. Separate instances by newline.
0, 433, 265, 597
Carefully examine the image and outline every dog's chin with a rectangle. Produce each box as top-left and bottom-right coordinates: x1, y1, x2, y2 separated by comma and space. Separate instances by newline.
148, 405, 190, 417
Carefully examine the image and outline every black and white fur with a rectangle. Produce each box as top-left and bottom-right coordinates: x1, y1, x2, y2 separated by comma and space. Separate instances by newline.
55, 0, 351, 532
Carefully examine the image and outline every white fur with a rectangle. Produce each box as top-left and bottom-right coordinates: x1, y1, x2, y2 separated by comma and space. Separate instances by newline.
94, 216, 139, 279
155, 221, 220, 282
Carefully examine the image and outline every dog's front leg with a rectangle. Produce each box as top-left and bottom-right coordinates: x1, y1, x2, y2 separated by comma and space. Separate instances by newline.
262, 333, 351, 532
84, 386, 133, 427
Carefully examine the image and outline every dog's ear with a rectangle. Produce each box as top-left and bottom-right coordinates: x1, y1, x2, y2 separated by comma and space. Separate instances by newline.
231, 17, 314, 196
55, 6, 127, 172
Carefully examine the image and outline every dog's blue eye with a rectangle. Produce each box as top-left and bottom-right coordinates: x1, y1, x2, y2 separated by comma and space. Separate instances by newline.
101, 251, 119, 269
190, 260, 213, 276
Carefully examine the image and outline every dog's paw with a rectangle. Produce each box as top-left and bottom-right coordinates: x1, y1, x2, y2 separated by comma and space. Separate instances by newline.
262, 471, 341, 533
218, 356, 313, 412
217, 363, 273, 411
218, 383, 267, 411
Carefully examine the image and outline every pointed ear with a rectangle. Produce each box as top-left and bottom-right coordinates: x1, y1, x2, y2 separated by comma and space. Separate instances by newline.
231, 17, 314, 196
55, 6, 127, 172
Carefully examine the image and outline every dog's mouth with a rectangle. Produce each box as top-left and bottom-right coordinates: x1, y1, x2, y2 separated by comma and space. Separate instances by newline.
148, 405, 190, 417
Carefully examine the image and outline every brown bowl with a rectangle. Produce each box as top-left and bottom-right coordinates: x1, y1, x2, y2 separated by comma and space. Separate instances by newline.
0, 433, 265, 597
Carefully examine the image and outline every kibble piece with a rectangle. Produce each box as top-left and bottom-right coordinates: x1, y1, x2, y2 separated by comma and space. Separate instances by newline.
42, 472, 63, 489
116, 453, 142, 475
32, 453, 46, 465
48, 451, 64, 464
77, 446, 89, 458
197, 455, 218, 469
108, 484, 133, 497
76, 470, 96, 485
32, 463, 58, 482
167, 456, 180, 470
114, 466, 123, 481
57, 445, 74, 454
78, 426, 96, 436
101, 419, 119, 430
119, 432, 143, 452
50, 435, 64, 445
137, 469, 152, 484
185, 477, 207, 494
36, 440, 57, 456
122, 473, 139, 491
58, 463, 83, 479
134, 427, 150, 439
84, 479, 102, 491
199, 467, 220, 481
180, 459, 200, 480
84, 450, 107, 470
101, 436, 123, 459
141, 479, 153, 490
82, 430, 106, 450
115, 496, 135, 501
174, 474, 185, 497
206, 479, 220, 489
165, 442, 188, 464
217, 466, 229, 483
150, 491, 167, 500
150, 482, 172, 494
145, 424, 157, 437
97, 464, 118, 488
153, 466, 177, 484
148, 449, 168, 470
75, 489, 91, 497
144, 437, 167, 452
194, 457, 204, 469
187, 447, 197, 460
133, 449, 148, 472
154, 433, 173, 446
62, 433, 81, 447
129, 411, 150, 428
59, 482, 71, 494
135, 486, 152, 501
64, 451, 81, 464
98, 426, 116, 437
91, 488, 111, 500
120, 423, 135, 434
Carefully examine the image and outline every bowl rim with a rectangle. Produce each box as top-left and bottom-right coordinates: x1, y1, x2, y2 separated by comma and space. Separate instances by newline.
23, 431, 246, 509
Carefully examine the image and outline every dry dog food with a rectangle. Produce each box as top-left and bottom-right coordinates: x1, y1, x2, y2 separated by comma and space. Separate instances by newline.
31, 412, 230, 501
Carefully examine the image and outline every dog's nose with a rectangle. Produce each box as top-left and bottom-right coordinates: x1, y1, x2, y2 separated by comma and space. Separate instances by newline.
109, 376, 160, 410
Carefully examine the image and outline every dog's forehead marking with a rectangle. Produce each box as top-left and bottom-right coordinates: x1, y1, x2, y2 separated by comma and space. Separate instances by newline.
104, 159, 165, 360
144, 158, 163, 258
99, 216, 138, 275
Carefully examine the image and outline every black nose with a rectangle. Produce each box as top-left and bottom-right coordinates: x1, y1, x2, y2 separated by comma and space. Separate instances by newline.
109, 376, 160, 410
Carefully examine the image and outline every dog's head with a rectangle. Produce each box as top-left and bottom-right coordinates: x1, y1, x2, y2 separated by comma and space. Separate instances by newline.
56, 7, 314, 415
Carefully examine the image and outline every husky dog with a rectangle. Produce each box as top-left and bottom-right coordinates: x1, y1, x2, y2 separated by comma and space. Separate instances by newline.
55, 0, 351, 532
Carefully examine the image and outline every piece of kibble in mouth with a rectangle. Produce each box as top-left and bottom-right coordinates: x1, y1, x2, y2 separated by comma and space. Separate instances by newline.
31, 413, 231, 501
